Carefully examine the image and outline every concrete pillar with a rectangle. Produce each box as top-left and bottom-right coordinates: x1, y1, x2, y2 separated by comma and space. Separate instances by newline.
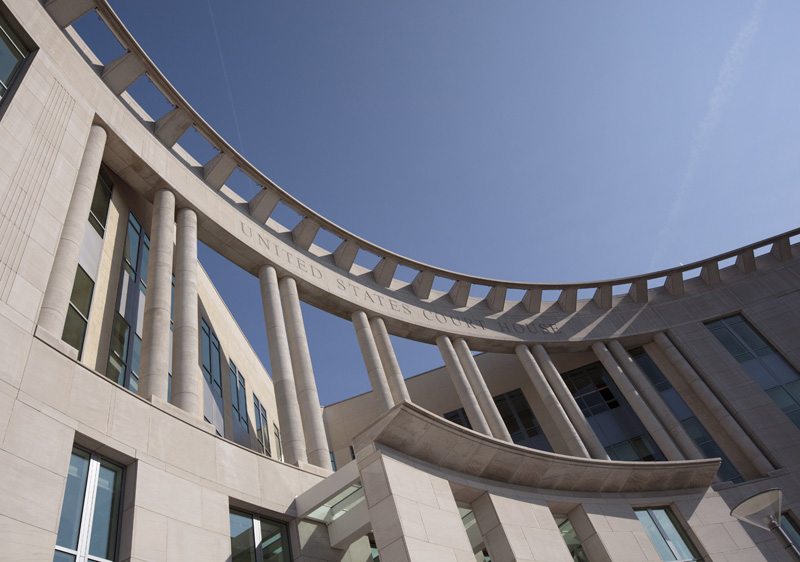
358, 452, 475, 562
516, 345, 589, 458
352, 310, 393, 413
436, 335, 492, 436
138, 189, 175, 402
592, 341, 683, 460
259, 265, 305, 465
369, 316, 411, 403
653, 332, 773, 476
279, 275, 331, 470
607, 340, 704, 460
171, 207, 199, 416
472, 492, 574, 562
531, 344, 609, 459
453, 338, 512, 442
39, 124, 107, 335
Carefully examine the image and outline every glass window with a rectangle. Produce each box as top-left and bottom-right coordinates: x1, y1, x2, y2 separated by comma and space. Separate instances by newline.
443, 407, 471, 429
0, 14, 28, 99
329, 452, 337, 472
230, 361, 248, 433
253, 394, 271, 457
230, 509, 291, 562
107, 213, 153, 393
630, 347, 743, 482
554, 516, 589, 562
636, 507, 701, 562
561, 363, 620, 417
707, 315, 800, 430
54, 448, 123, 562
274, 424, 283, 462
61, 171, 114, 357
783, 513, 800, 550
442, 389, 551, 451
201, 317, 225, 436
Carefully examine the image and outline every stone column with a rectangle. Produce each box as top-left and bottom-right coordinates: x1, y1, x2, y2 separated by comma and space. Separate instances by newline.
532, 344, 609, 459
654, 332, 773, 476
171, 207, 199, 416
453, 338, 512, 442
369, 316, 411, 403
516, 345, 589, 458
436, 335, 492, 436
138, 189, 175, 402
39, 124, 108, 335
607, 340, 704, 460
592, 341, 683, 460
352, 310, 393, 413
279, 275, 331, 470
259, 265, 305, 465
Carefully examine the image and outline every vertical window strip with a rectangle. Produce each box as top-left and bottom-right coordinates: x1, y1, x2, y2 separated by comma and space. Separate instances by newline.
630, 347, 743, 482
707, 315, 800, 430
635, 507, 701, 562
62, 171, 114, 357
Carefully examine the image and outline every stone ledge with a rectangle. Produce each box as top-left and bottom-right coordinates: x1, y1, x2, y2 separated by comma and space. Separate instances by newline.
353, 402, 719, 494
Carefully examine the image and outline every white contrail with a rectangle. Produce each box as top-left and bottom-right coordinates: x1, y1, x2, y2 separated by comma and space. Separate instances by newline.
649, 0, 764, 271
206, 0, 257, 197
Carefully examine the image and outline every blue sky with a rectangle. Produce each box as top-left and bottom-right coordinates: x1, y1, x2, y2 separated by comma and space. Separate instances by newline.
79, 1, 800, 404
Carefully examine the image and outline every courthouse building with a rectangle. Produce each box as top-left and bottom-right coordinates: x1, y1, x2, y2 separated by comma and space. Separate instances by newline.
1, 0, 800, 560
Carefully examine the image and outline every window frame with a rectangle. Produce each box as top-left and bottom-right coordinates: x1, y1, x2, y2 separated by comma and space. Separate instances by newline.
707, 314, 800, 429
54, 447, 124, 562
253, 393, 271, 457
0, 11, 30, 100
635, 507, 701, 562
229, 508, 292, 562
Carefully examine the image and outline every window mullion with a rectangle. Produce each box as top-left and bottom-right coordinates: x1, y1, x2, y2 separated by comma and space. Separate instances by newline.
77, 454, 102, 562
647, 508, 683, 561
253, 515, 265, 562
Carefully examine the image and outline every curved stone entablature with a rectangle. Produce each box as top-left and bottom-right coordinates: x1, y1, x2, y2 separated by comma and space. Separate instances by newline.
353, 403, 720, 493
51, 0, 800, 351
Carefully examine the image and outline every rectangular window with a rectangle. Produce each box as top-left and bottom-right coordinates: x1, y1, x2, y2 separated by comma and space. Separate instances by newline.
274, 423, 283, 462
201, 317, 225, 436
783, 512, 800, 550
253, 394, 271, 457
229, 509, 291, 562
54, 447, 123, 562
707, 315, 800, 430
635, 507, 701, 562
230, 360, 248, 432
554, 516, 589, 562
329, 451, 337, 472
0, 13, 29, 99
443, 389, 552, 451
62, 170, 113, 358
107, 213, 150, 394
562, 361, 665, 461
630, 347, 743, 482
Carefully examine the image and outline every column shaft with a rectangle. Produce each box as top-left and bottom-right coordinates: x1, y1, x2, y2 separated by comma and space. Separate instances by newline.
436, 335, 492, 436
39, 124, 108, 335
352, 310, 394, 413
172, 208, 199, 416
592, 341, 683, 460
453, 338, 512, 442
654, 332, 773, 476
259, 265, 305, 465
138, 189, 175, 402
515, 345, 589, 457
370, 316, 411, 403
279, 275, 331, 470
607, 340, 703, 460
532, 344, 609, 459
